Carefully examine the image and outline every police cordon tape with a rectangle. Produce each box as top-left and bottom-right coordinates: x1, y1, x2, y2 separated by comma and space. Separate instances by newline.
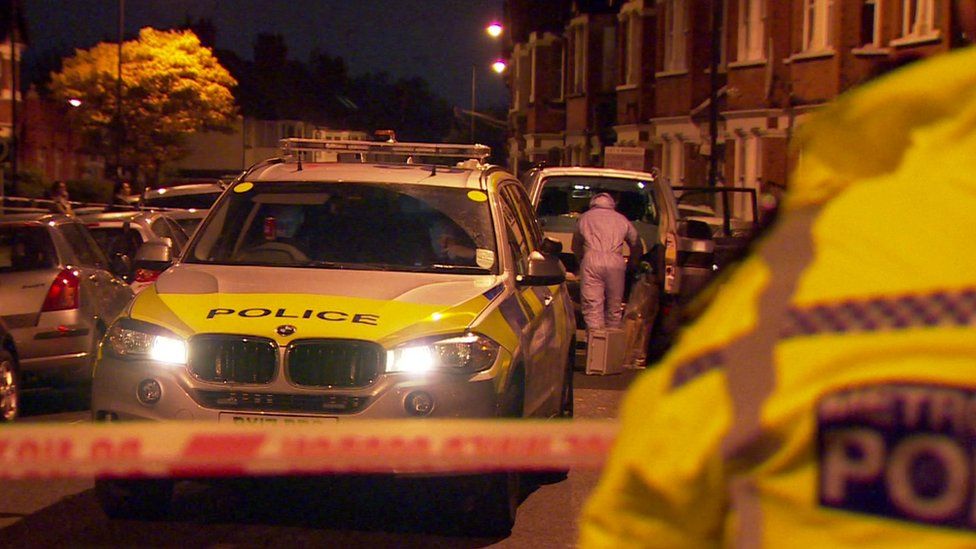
0, 419, 619, 479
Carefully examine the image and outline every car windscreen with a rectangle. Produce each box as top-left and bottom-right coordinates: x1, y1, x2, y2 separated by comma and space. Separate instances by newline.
185, 182, 497, 274
141, 192, 221, 210
537, 175, 659, 225
0, 225, 58, 272
87, 226, 143, 260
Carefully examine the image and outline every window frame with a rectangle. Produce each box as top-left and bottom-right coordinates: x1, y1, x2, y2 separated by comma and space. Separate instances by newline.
737, 0, 765, 62
802, 0, 833, 52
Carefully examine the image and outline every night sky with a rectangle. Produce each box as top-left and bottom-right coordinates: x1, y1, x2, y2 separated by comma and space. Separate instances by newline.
21, 0, 509, 110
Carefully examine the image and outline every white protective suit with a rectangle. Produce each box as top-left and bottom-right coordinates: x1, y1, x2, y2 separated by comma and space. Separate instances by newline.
572, 192, 641, 330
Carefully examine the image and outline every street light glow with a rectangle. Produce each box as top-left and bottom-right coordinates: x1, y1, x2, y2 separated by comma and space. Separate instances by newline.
68, 98, 83, 108
492, 59, 508, 74
486, 22, 503, 38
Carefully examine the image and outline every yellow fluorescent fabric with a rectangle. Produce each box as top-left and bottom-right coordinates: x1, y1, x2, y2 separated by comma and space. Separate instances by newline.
580, 46, 976, 547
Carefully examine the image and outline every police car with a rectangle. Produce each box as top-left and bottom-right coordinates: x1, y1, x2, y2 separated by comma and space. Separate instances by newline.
91, 138, 576, 534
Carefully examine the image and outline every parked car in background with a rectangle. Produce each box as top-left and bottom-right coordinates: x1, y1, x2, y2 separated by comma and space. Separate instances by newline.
523, 166, 715, 349
79, 210, 189, 293
0, 213, 133, 395
0, 318, 19, 421
140, 181, 226, 211
152, 207, 210, 237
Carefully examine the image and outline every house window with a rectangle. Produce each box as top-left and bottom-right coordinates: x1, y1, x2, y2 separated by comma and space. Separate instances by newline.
619, 9, 641, 85
901, 0, 935, 38
553, 40, 565, 101
860, 0, 880, 46
602, 26, 617, 92
530, 43, 538, 104
802, 0, 833, 52
737, 0, 765, 61
662, 0, 687, 72
568, 23, 586, 95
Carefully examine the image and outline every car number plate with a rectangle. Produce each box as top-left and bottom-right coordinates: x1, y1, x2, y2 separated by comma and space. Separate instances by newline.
218, 412, 338, 425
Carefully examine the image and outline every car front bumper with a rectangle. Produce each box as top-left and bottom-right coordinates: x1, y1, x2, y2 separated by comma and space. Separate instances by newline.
92, 350, 513, 423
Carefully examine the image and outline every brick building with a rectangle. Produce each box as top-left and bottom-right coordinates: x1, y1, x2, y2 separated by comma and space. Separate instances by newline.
503, 0, 960, 218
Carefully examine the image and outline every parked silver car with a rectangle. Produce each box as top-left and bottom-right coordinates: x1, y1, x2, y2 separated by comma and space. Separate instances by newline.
0, 213, 133, 392
79, 210, 189, 293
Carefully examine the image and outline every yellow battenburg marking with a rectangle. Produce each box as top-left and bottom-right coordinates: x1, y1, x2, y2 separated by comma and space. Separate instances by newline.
467, 190, 488, 202
130, 286, 195, 337
233, 182, 254, 193
150, 292, 498, 348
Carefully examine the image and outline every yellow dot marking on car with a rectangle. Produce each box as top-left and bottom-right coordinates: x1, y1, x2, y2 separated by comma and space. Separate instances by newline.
467, 190, 488, 202
234, 182, 254, 193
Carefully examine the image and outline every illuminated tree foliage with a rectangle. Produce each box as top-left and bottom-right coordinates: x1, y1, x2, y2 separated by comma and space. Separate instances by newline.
49, 28, 237, 183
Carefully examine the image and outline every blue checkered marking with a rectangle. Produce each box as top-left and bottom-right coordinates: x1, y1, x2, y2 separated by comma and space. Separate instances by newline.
782, 288, 976, 338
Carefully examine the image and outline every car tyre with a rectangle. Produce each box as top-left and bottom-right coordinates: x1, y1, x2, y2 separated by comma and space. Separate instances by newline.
0, 348, 20, 422
459, 472, 520, 537
95, 478, 174, 520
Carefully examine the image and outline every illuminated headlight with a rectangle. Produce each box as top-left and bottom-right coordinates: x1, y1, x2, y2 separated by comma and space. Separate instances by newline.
105, 318, 187, 365
386, 333, 500, 374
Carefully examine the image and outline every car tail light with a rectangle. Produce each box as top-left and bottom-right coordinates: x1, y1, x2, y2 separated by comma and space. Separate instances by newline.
42, 269, 80, 312
134, 268, 161, 284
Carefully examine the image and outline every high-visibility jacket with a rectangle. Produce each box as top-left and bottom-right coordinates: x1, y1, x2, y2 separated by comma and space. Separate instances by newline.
579, 45, 976, 548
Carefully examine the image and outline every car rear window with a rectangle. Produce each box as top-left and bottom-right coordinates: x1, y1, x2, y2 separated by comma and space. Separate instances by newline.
0, 225, 57, 272
537, 175, 659, 224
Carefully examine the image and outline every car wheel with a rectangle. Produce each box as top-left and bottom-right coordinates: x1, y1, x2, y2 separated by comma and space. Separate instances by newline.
95, 478, 174, 520
459, 472, 520, 537
0, 348, 20, 422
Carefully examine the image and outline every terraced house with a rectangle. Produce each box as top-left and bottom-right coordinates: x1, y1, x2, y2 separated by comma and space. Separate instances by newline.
502, 0, 963, 220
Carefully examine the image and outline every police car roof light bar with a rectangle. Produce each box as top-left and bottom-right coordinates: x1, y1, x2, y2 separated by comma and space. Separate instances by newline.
279, 138, 491, 163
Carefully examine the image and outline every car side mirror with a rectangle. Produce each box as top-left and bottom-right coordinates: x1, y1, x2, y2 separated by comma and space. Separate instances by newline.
539, 236, 562, 256
517, 250, 566, 286
134, 239, 174, 273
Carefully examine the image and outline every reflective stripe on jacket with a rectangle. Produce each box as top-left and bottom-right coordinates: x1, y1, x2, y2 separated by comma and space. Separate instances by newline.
579, 45, 976, 548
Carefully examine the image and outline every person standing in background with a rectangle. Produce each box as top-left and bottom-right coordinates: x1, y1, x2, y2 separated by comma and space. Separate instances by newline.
47, 180, 73, 216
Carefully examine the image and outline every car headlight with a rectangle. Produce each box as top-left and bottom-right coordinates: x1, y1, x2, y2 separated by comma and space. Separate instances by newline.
104, 318, 188, 365
386, 333, 500, 374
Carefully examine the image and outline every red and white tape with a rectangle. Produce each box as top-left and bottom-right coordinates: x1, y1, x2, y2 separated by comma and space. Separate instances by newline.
0, 419, 619, 479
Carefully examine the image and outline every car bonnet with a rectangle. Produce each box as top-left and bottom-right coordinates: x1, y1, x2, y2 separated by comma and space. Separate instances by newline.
127, 263, 506, 348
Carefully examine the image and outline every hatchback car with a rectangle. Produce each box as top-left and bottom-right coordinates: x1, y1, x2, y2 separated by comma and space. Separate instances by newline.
79, 210, 190, 293
91, 139, 576, 534
522, 166, 715, 346
0, 213, 133, 393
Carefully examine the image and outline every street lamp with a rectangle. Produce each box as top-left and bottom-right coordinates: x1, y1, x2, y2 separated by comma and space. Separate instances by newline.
472, 22, 504, 143
67, 98, 83, 108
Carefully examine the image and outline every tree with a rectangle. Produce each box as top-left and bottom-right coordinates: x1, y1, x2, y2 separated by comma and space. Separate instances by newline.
48, 28, 237, 186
